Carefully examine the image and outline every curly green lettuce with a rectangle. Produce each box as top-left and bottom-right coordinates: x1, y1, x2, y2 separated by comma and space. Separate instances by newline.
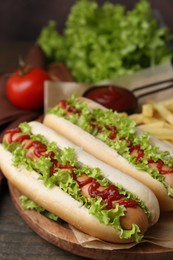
3, 122, 151, 242
37, 0, 173, 83
20, 195, 60, 222
48, 95, 173, 197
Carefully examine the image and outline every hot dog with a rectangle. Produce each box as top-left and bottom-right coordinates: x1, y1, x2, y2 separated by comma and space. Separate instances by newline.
43, 95, 173, 211
0, 121, 159, 243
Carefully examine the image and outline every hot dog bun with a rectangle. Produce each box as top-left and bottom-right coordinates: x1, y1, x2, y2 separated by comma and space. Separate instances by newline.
0, 121, 160, 243
43, 97, 173, 211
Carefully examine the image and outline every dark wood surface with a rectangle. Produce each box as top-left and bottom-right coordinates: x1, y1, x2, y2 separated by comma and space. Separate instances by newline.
6, 183, 173, 260
0, 42, 173, 260
0, 1, 173, 256
0, 181, 90, 260
0, 0, 173, 41
0, 42, 33, 73
0, 42, 88, 260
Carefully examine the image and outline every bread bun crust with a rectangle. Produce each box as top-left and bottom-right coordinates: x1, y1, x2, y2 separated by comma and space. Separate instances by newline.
0, 122, 160, 243
0, 147, 130, 243
29, 121, 159, 224
43, 98, 173, 211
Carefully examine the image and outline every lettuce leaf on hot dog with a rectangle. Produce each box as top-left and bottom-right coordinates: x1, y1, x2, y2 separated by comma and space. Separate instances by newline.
2, 122, 152, 242
48, 95, 173, 198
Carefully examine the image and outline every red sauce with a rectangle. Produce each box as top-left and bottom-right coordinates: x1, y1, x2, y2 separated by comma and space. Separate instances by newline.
14, 134, 30, 143
148, 159, 173, 175
5, 127, 20, 134
25, 140, 47, 158
78, 177, 93, 188
83, 85, 138, 114
119, 199, 137, 208
89, 121, 103, 133
102, 185, 122, 209
88, 181, 136, 209
88, 179, 101, 197
46, 151, 55, 159
50, 159, 74, 175
129, 144, 144, 161
50, 160, 61, 175
67, 105, 78, 113
106, 125, 116, 132
106, 125, 117, 140
72, 173, 137, 209
58, 100, 68, 109
5, 127, 28, 143
120, 137, 132, 146
108, 132, 116, 140
5, 127, 138, 210
58, 100, 79, 114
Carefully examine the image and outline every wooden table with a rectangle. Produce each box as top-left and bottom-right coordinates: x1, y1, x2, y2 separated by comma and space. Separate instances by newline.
1, 41, 173, 260
0, 181, 89, 260
0, 42, 88, 260
0, 42, 33, 73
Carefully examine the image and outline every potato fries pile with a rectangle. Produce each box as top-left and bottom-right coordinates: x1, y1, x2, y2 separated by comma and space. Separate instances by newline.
129, 99, 173, 145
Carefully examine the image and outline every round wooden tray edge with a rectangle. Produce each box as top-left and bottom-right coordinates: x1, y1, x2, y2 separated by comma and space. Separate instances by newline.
8, 183, 173, 260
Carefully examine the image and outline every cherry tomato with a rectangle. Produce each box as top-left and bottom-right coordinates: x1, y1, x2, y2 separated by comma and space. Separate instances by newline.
6, 67, 50, 110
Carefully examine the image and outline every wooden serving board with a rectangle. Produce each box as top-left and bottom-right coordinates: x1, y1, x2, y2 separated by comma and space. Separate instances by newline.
9, 183, 173, 260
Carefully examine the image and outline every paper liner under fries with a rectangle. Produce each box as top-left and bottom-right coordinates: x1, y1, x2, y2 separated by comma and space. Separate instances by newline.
43, 60, 173, 250
69, 211, 173, 250
44, 61, 173, 112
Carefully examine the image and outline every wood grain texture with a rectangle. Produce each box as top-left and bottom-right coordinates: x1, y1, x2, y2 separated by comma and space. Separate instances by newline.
0, 0, 172, 41
0, 181, 87, 260
5, 183, 173, 260
0, 5, 173, 256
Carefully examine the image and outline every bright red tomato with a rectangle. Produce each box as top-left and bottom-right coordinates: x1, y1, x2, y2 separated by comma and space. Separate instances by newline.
6, 67, 50, 110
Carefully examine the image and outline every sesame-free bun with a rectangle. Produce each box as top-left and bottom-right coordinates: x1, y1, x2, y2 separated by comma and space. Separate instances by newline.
0, 122, 160, 243
43, 98, 173, 211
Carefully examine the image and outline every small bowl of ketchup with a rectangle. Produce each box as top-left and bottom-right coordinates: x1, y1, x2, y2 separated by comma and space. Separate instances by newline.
83, 84, 138, 114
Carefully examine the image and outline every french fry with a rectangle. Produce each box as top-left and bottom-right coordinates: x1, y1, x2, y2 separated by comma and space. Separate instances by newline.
153, 103, 173, 126
164, 140, 173, 146
138, 126, 173, 140
129, 114, 144, 124
129, 98, 173, 146
158, 98, 173, 111
142, 117, 161, 124
138, 121, 165, 129
142, 103, 154, 118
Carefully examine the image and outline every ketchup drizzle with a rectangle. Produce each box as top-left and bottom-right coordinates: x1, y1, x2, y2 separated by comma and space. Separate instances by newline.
101, 185, 122, 209
58, 100, 79, 114
50, 159, 74, 175
5, 127, 20, 135
4, 126, 138, 210
119, 199, 137, 208
58, 100, 68, 109
57, 100, 173, 178
14, 134, 30, 143
25, 140, 47, 158
77, 177, 93, 188
148, 159, 173, 175
5, 127, 30, 144
129, 144, 144, 161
